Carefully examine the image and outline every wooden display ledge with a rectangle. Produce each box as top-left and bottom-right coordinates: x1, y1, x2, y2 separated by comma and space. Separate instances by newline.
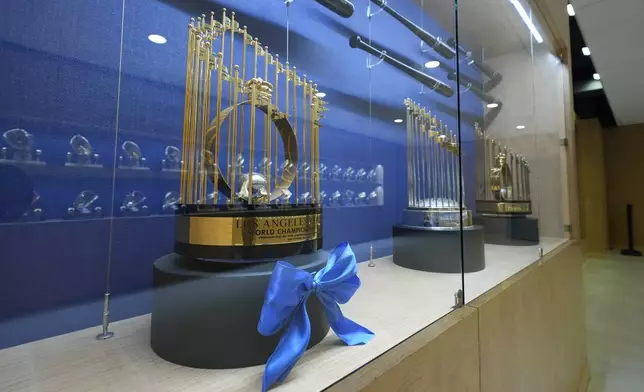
0, 239, 587, 392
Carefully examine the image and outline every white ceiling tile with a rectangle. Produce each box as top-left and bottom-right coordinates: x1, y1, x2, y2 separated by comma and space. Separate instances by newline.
574, 0, 644, 125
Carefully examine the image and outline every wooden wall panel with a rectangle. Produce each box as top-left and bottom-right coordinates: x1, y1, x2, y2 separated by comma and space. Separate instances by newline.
604, 123, 644, 249
331, 242, 588, 392
472, 242, 587, 392
576, 118, 609, 254
327, 307, 480, 392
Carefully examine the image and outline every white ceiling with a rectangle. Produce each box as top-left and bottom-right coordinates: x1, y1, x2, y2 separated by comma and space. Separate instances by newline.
572, 0, 644, 126
418, 0, 544, 59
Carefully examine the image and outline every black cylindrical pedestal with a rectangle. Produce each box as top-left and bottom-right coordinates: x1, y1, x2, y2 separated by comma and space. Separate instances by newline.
474, 215, 539, 246
392, 225, 486, 273
151, 252, 330, 369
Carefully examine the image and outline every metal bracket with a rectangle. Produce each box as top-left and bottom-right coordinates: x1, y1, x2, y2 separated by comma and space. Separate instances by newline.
452, 289, 464, 309
368, 244, 376, 267
538, 247, 544, 259
95, 292, 114, 340
367, 0, 386, 19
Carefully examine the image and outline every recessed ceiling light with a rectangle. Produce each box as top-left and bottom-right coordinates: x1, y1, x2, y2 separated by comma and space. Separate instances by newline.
593, 73, 601, 80
315, 92, 326, 98
509, 0, 544, 43
394, 119, 403, 124
582, 47, 591, 56
148, 34, 167, 44
424, 60, 440, 69
567, 3, 575, 16
487, 102, 499, 109
516, 125, 526, 130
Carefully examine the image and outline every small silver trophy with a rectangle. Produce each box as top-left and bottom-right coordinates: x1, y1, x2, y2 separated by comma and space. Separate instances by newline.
369, 186, 384, 205
162, 146, 182, 172
367, 165, 384, 184
120, 191, 149, 216
297, 192, 311, 204
330, 165, 342, 181
162, 191, 181, 212
119, 141, 148, 170
343, 167, 356, 182
319, 190, 328, 205
254, 157, 272, 175
356, 191, 367, 205
355, 168, 367, 182
1, 128, 44, 165
319, 163, 328, 180
330, 190, 342, 206
65, 134, 101, 167
299, 162, 310, 179
344, 189, 355, 206
68, 190, 102, 219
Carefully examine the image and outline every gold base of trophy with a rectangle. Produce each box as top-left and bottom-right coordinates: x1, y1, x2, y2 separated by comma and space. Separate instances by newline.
475, 200, 532, 215
174, 204, 322, 261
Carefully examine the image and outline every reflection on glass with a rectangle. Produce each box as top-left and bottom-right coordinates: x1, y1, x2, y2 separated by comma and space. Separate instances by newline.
120, 191, 149, 215
66, 134, 101, 167
162, 146, 182, 171
68, 190, 102, 219
119, 140, 148, 169
1, 128, 43, 164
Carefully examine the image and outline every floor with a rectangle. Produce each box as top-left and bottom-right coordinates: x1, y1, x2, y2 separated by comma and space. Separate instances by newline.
585, 254, 644, 392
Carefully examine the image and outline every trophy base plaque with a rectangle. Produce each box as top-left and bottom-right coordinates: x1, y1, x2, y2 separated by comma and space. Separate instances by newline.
151, 251, 330, 369
392, 224, 486, 273
473, 214, 539, 246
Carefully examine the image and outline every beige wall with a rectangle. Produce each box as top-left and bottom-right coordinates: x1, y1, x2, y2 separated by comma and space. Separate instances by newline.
576, 118, 609, 254
604, 123, 644, 249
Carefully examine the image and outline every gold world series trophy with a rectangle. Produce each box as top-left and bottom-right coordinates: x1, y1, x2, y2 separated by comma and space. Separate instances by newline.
392, 100, 485, 273
473, 123, 539, 245
151, 9, 330, 370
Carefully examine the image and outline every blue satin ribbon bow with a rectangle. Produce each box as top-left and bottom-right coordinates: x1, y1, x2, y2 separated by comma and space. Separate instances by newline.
257, 242, 374, 391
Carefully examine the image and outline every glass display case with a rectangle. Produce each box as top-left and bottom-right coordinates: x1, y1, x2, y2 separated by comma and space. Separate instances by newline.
0, 0, 571, 390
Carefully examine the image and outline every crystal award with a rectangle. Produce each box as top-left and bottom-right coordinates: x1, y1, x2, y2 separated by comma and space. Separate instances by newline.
68, 190, 102, 219
120, 190, 149, 216
119, 141, 148, 170
1, 128, 44, 165
162, 146, 182, 172
65, 134, 101, 167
